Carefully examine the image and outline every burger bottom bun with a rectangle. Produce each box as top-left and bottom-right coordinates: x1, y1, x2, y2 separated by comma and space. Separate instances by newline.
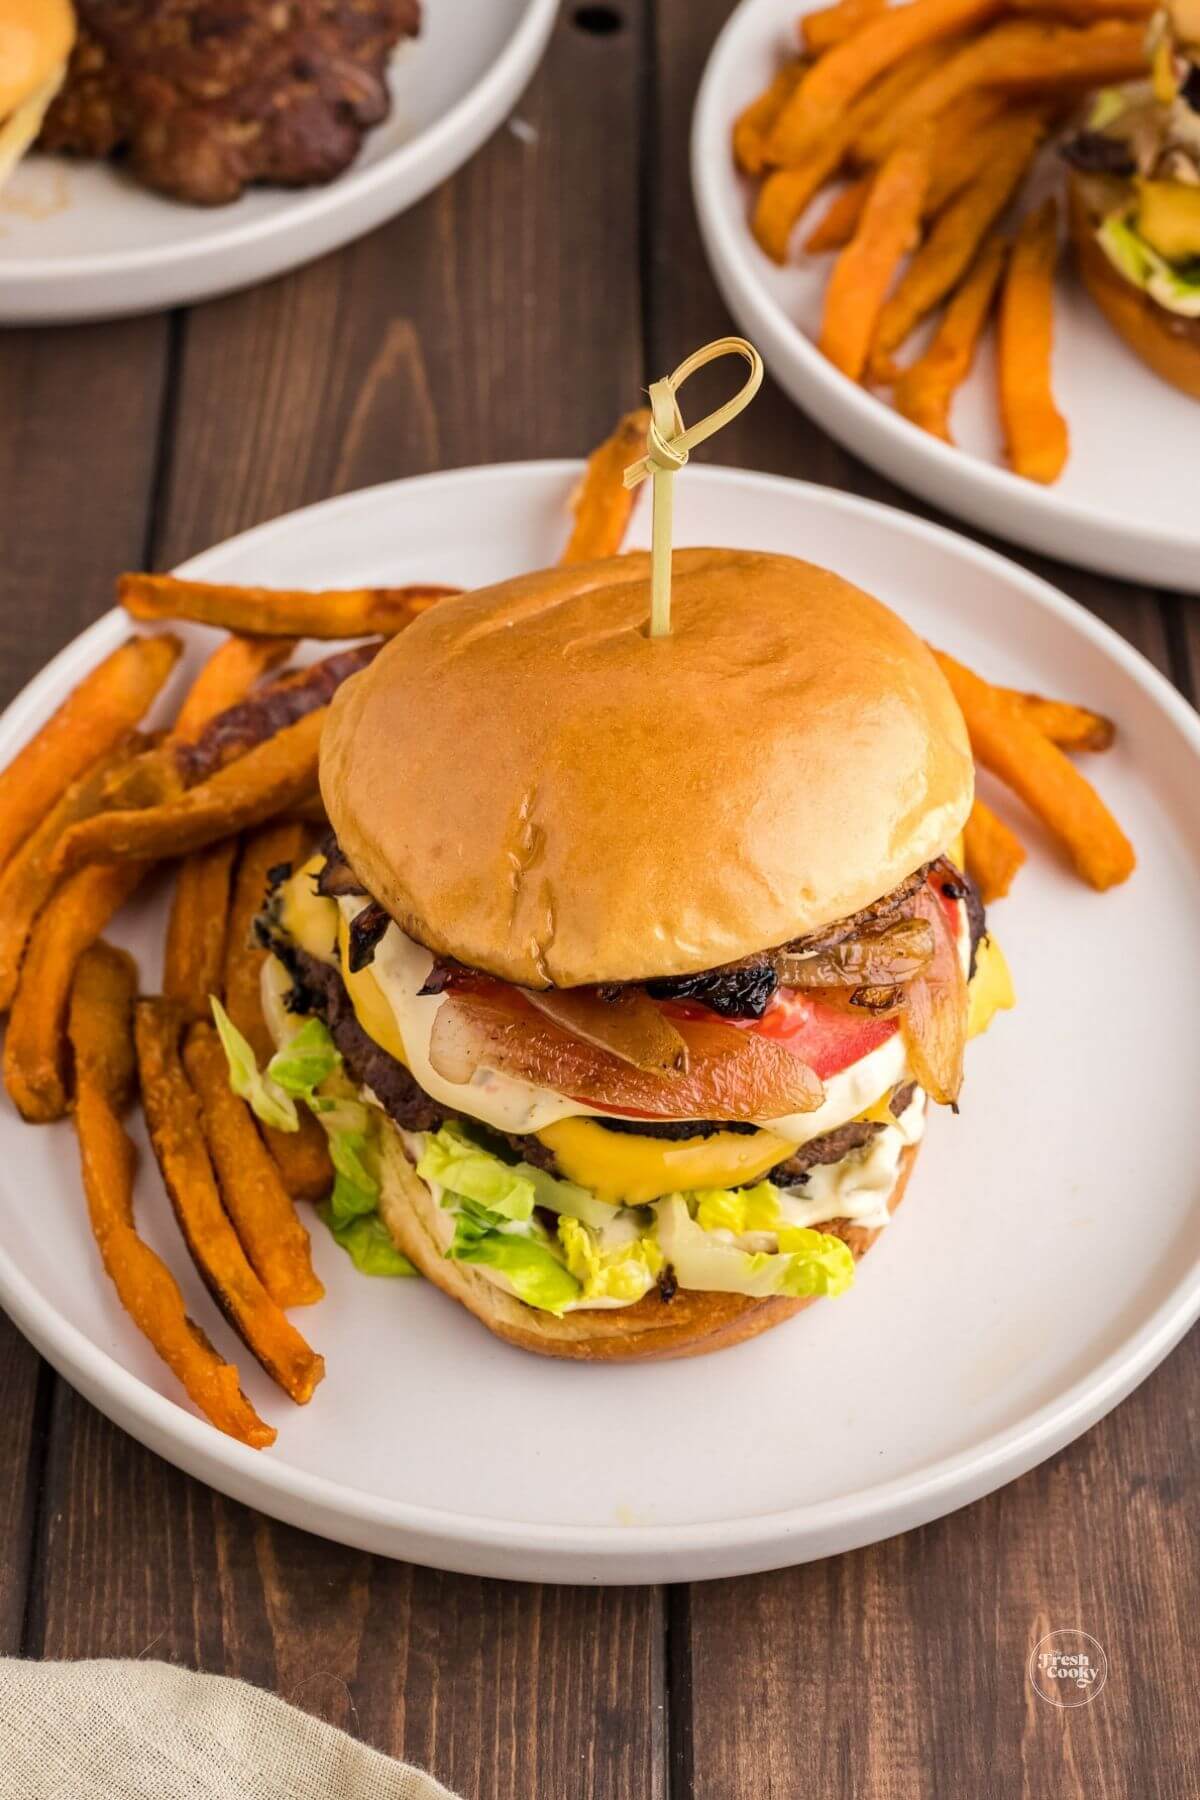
1069, 177, 1200, 402
374, 1122, 919, 1363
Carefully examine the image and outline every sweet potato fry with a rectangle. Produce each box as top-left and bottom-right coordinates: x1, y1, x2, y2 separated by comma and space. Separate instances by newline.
963, 796, 1027, 901
923, 98, 1039, 215
752, 45, 943, 260
560, 409, 651, 563
857, 19, 1145, 163
820, 134, 932, 380
766, 0, 1002, 164
933, 649, 1134, 888
163, 840, 237, 1023
53, 708, 326, 875
0, 737, 144, 1012
178, 644, 379, 784
4, 860, 148, 1122
0, 634, 180, 879
893, 232, 1008, 439
1007, 690, 1115, 751
801, 0, 886, 55
868, 112, 1045, 381
69, 946, 275, 1449
733, 63, 803, 175
998, 198, 1069, 483
135, 999, 324, 1403
120, 573, 457, 639
172, 634, 296, 740
183, 1023, 324, 1309
804, 174, 871, 251
102, 643, 378, 820
1007, 0, 1152, 17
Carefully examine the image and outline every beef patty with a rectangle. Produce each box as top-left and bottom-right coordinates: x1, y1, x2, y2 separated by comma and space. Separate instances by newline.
41, 0, 420, 205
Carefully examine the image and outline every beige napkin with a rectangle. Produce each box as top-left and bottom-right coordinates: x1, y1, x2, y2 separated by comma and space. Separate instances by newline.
0, 1659, 462, 1800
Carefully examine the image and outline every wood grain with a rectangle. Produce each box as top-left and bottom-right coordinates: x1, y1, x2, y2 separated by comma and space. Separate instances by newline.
30, 1386, 665, 1797
0, 314, 167, 1649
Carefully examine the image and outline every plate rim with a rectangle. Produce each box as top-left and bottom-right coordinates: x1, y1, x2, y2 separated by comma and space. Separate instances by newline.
689, 0, 1200, 578
2, 457, 1198, 1578
0, 0, 560, 282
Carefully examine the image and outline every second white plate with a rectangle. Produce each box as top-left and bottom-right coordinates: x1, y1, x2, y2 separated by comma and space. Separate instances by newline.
0, 0, 558, 324
0, 461, 1197, 1582
692, 0, 1200, 592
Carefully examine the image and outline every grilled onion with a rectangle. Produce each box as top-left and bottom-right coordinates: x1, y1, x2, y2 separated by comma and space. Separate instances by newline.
899, 886, 967, 1106
775, 917, 934, 991
427, 987, 824, 1119
522, 985, 689, 1075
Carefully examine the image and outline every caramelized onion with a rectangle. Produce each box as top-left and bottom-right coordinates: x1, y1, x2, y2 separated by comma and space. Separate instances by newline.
522, 985, 689, 1075
775, 917, 933, 991
900, 886, 967, 1106
427, 988, 824, 1119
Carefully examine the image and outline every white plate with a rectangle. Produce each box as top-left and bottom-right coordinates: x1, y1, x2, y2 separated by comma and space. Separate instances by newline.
0, 0, 558, 324
1, 461, 1198, 1584
692, 0, 1200, 592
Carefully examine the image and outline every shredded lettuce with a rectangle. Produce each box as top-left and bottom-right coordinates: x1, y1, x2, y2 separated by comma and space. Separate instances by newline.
1097, 213, 1200, 317
558, 1214, 661, 1304
1088, 86, 1130, 131
209, 997, 298, 1132
445, 1197, 581, 1314
695, 1182, 781, 1236
417, 1120, 617, 1229
266, 1017, 341, 1105
657, 1196, 854, 1300
319, 1205, 418, 1277
417, 1121, 536, 1221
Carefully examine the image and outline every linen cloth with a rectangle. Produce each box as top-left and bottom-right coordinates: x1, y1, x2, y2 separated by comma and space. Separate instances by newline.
0, 1658, 462, 1800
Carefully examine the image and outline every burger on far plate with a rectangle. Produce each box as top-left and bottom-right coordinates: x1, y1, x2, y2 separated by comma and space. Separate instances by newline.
1063, 0, 1200, 398
0, 0, 74, 189
222, 548, 1014, 1361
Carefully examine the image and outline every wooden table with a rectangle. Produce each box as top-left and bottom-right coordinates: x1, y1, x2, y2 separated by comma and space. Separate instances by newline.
2, 7, 1198, 1794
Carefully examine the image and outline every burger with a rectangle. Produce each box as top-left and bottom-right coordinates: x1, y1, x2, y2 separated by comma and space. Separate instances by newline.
0, 0, 75, 190
1063, 0, 1200, 398
239, 548, 1013, 1361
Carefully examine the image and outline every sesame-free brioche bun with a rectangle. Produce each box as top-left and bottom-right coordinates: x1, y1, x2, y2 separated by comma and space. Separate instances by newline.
321, 547, 973, 989
373, 1120, 918, 1362
1069, 175, 1200, 402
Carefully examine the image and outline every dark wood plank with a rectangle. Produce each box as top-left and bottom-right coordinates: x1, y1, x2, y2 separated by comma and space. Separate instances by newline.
651, 3, 1197, 1794
0, 1321, 48, 1649
681, 1333, 1200, 1800
153, 11, 645, 567
0, 315, 168, 1646
0, 316, 168, 690
26, 15, 665, 1797
31, 1383, 664, 1799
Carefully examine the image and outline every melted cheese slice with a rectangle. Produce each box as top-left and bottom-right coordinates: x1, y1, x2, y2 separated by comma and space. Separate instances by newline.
536, 1117, 795, 1206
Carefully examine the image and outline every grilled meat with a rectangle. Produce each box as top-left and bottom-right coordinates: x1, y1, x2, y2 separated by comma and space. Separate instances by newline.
40, 0, 420, 205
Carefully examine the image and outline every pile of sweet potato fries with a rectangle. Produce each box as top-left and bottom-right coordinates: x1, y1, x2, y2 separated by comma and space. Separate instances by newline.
0, 410, 1133, 1447
734, 0, 1153, 479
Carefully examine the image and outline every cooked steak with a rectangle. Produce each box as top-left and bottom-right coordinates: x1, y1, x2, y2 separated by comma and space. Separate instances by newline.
40, 0, 420, 205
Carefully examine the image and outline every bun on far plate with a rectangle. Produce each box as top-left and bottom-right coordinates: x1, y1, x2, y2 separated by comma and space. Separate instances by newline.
1068, 173, 1200, 401
0, 0, 75, 190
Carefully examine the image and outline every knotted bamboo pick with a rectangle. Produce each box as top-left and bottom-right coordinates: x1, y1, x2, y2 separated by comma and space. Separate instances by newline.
623, 337, 764, 638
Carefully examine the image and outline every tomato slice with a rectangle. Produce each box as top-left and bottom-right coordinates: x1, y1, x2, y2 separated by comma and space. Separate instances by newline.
663, 992, 897, 1083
